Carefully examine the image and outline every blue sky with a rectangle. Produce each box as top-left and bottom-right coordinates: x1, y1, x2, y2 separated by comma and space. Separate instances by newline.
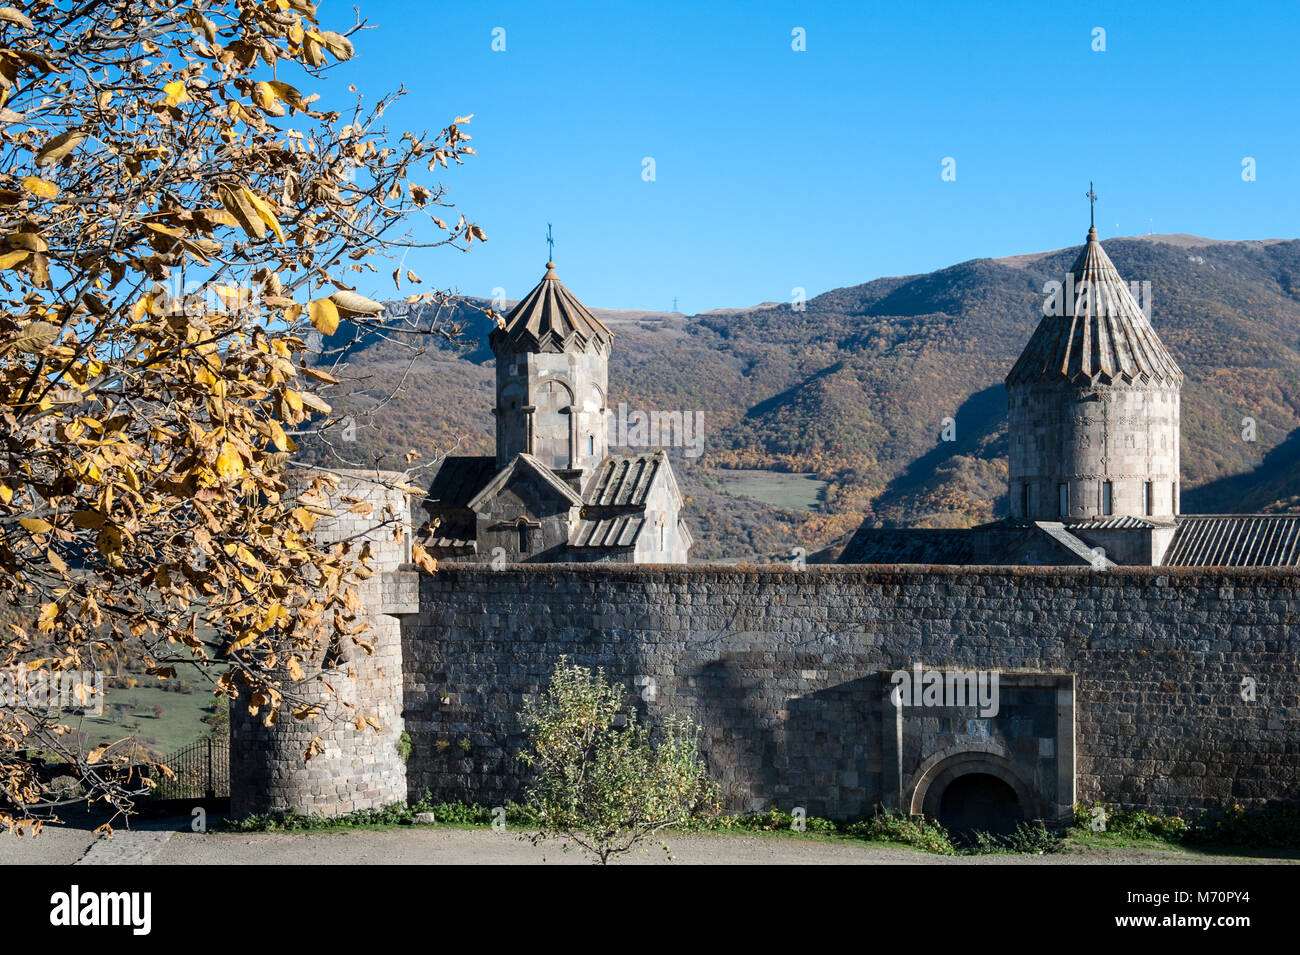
325, 0, 1300, 312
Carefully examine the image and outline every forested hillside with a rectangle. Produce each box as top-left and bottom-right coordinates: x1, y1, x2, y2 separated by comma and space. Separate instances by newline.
294, 235, 1300, 560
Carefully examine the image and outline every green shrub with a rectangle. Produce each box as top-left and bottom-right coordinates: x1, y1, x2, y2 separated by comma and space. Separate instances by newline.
518, 658, 719, 864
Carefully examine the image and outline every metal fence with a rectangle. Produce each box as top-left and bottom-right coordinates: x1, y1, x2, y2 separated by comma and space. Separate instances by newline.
155, 734, 228, 801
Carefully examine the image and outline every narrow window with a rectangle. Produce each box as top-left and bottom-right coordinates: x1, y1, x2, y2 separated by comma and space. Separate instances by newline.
1058, 483, 1069, 517
1020, 483, 1029, 517
659, 523, 666, 549
1143, 481, 1153, 516
587, 434, 595, 456
1102, 481, 1113, 516
517, 523, 529, 554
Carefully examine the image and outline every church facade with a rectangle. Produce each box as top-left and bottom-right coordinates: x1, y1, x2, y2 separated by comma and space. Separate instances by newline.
840, 224, 1300, 569
418, 262, 691, 564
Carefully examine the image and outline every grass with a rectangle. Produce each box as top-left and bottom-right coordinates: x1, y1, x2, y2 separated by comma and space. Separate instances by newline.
65, 674, 225, 761
715, 469, 828, 512
221, 799, 1300, 861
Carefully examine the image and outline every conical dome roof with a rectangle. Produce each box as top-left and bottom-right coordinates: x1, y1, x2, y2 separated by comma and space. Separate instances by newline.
1007, 227, 1182, 387
491, 262, 612, 353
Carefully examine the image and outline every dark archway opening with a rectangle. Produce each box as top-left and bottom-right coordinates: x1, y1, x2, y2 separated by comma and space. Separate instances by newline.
937, 772, 1023, 843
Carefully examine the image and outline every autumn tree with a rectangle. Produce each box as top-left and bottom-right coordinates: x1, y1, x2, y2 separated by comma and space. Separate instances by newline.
0, 0, 484, 833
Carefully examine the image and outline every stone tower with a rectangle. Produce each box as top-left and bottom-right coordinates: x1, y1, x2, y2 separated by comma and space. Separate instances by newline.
229, 469, 416, 817
1006, 226, 1183, 522
490, 262, 613, 488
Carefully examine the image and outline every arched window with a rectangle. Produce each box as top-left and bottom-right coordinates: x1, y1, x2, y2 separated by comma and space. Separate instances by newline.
533, 379, 573, 469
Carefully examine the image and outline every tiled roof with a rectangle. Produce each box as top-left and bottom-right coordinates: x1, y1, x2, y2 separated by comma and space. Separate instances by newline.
569, 513, 645, 549
1007, 227, 1182, 387
1063, 515, 1159, 530
423, 456, 496, 509
838, 527, 976, 565
583, 452, 664, 507
490, 262, 612, 353
1163, 515, 1300, 567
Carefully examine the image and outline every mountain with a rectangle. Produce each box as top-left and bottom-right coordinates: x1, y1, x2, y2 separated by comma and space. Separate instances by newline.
294, 234, 1300, 560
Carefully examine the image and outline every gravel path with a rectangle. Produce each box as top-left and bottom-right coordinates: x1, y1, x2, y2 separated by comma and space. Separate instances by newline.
1, 814, 1294, 865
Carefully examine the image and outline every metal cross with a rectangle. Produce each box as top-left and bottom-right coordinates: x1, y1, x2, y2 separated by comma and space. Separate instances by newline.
546, 223, 554, 262
1086, 182, 1099, 228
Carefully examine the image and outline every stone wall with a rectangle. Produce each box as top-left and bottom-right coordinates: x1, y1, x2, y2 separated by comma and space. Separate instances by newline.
403, 564, 1299, 820
230, 470, 414, 817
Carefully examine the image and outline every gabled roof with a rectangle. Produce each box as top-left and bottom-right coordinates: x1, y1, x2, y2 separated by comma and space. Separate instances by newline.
490, 262, 613, 354
569, 452, 682, 551
1007, 226, 1183, 388
423, 455, 497, 510
583, 451, 670, 507
1163, 515, 1300, 567
465, 453, 584, 511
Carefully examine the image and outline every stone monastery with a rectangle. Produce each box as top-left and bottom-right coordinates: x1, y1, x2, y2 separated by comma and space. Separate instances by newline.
231, 221, 1300, 835
419, 261, 691, 565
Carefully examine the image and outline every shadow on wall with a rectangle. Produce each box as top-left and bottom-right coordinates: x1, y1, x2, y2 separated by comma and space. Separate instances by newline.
688, 660, 882, 819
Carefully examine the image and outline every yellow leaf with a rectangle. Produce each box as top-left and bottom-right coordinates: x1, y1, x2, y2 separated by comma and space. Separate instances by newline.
162, 80, 189, 107
20, 176, 57, 199
259, 603, 286, 632
0, 7, 35, 30
19, 517, 52, 534
287, 656, 305, 681
412, 544, 438, 575
0, 249, 30, 269
252, 81, 286, 116
216, 183, 264, 239
319, 30, 355, 61
95, 525, 123, 559
298, 391, 331, 414
0, 484, 11, 504
290, 506, 318, 532
9, 321, 56, 352
34, 129, 86, 165
329, 290, 383, 315
71, 510, 106, 529
240, 188, 284, 242
215, 441, 245, 479
86, 744, 108, 765
7, 232, 47, 252
307, 297, 338, 335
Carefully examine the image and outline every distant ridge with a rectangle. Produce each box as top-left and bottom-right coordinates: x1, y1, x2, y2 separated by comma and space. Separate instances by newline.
299, 232, 1300, 560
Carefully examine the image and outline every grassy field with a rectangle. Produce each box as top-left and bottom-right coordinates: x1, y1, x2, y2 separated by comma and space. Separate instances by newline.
69, 671, 224, 760
716, 468, 828, 512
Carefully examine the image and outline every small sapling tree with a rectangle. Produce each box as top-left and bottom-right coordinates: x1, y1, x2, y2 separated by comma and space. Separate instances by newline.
518, 658, 718, 864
